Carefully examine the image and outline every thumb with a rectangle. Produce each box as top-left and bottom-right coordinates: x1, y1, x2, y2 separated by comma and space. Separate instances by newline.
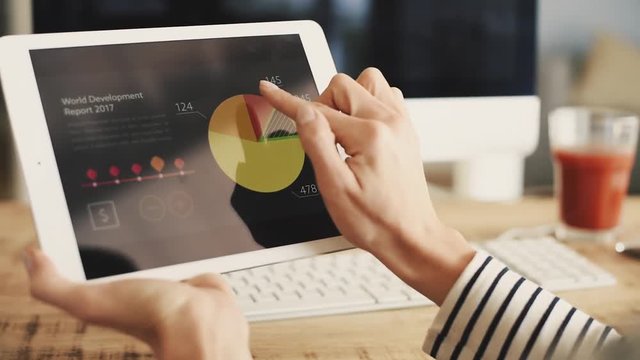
24, 247, 164, 341
24, 247, 80, 308
23, 247, 110, 326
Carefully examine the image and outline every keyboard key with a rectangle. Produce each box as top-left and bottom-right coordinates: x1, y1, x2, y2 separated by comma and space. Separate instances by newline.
276, 292, 300, 302
254, 293, 278, 303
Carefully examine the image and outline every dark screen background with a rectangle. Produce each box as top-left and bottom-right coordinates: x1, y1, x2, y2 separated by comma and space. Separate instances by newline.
30, 35, 338, 279
33, 0, 536, 98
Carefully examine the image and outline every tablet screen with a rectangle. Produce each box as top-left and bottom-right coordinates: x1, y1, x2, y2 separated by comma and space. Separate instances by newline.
29, 34, 338, 279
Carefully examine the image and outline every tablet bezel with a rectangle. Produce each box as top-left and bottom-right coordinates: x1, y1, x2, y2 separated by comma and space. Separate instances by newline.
0, 21, 351, 283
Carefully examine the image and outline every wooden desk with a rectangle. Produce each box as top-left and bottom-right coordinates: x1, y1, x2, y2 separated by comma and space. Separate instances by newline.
1, 197, 640, 359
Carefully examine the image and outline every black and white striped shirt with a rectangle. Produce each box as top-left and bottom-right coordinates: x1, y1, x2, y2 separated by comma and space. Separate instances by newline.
423, 251, 621, 359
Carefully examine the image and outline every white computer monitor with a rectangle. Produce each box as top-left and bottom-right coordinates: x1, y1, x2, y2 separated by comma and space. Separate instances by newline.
408, 96, 540, 201
360, 1, 540, 201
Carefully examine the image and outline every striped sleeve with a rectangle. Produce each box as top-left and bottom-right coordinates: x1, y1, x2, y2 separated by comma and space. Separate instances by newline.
423, 251, 622, 360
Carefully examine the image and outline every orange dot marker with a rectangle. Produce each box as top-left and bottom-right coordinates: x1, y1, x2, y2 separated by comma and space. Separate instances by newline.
150, 156, 165, 173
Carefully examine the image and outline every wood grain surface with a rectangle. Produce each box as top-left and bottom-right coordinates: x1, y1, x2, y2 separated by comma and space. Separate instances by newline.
1, 197, 639, 359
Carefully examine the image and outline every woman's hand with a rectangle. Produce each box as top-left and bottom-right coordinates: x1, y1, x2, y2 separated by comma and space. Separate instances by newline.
23, 247, 251, 360
260, 68, 475, 305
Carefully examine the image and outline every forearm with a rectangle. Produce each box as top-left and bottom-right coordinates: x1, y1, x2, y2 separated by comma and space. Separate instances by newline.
424, 251, 621, 360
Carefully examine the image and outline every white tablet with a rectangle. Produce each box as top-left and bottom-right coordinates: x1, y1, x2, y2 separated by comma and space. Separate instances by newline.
0, 21, 350, 282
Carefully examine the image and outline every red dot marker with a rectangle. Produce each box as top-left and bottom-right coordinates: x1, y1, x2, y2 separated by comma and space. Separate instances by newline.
109, 165, 120, 178
131, 163, 142, 176
86, 168, 97, 181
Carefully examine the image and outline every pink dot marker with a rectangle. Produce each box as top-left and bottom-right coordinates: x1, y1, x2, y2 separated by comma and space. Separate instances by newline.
174, 158, 185, 170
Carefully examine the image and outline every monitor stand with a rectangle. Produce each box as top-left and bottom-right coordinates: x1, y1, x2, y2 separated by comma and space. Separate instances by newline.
408, 95, 540, 202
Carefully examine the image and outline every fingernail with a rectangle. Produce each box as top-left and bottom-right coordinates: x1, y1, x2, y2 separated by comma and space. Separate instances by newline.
259, 80, 278, 91
22, 249, 33, 275
296, 104, 316, 125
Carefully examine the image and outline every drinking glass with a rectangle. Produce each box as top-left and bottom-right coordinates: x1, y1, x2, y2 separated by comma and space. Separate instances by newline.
549, 107, 639, 241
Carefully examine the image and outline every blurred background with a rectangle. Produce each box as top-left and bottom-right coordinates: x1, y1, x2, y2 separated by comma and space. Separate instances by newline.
1, 0, 639, 201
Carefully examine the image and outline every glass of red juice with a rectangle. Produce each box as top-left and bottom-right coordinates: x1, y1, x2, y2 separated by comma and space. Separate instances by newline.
549, 107, 638, 241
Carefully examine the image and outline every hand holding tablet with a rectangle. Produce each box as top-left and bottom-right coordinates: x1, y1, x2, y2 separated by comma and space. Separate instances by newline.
24, 246, 252, 360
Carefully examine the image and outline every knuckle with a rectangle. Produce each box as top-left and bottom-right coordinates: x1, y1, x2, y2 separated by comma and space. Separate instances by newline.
200, 273, 223, 285
178, 297, 208, 321
217, 281, 234, 296
302, 120, 332, 143
359, 67, 383, 82
330, 73, 353, 89
199, 273, 233, 294
386, 113, 406, 125
391, 87, 404, 98
364, 121, 389, 145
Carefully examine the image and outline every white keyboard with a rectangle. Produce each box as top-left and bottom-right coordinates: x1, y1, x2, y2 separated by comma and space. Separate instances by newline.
227, 235, 616, 322
480, 236, 617, 292
222, 249, 433, 322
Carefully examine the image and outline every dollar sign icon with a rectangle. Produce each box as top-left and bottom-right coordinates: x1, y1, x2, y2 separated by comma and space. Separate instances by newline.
88, 202, 119, 230
98, 208, 110, 224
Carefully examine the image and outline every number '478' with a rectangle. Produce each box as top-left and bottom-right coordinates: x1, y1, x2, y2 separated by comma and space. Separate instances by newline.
300, 184, 318, 195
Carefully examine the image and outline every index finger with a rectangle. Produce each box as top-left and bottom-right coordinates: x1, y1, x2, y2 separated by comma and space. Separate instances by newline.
259, 80, 367, 152
260, 82, 359, 187
258, 80, 311, 120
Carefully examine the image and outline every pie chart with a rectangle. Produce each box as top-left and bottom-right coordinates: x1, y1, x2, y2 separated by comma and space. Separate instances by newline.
208, 94, 304, 193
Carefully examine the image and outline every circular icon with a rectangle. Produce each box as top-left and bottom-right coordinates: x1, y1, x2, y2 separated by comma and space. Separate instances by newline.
139, 195, 166, 222
168, 191, 194, 218
208, 94, 304, 193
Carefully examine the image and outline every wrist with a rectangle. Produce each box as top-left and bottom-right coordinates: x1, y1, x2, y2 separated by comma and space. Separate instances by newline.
414, 226, 475, 306
156, 301, 251, 360
377, 223, 475, 306
158, 322, 251, 360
